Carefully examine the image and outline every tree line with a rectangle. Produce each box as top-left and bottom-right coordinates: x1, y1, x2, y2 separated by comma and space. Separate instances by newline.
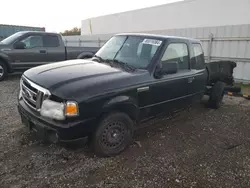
60, 27, 81, 36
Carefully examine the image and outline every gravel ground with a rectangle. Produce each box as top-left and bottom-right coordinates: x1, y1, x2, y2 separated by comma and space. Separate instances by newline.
1, 75, 250, 188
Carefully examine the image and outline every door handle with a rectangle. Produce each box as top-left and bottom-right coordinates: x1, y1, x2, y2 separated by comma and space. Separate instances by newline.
137, 86, 149, 92
39, 50, 47, 54
188, 77, 195, 83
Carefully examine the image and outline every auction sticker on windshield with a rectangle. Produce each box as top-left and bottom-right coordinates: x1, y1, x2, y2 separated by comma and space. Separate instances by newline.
142, 39, 162, 46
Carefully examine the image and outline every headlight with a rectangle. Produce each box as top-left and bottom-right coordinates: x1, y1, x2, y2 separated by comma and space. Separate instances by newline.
41, 99, 65, 120
40, 100, 79, 120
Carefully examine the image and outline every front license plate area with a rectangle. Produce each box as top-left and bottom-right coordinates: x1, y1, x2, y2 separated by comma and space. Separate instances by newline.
19, 110, 57, 142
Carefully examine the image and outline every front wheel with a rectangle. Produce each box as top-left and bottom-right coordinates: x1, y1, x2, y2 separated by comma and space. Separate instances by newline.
0, 61, 7, 81
91, 112, 134, 157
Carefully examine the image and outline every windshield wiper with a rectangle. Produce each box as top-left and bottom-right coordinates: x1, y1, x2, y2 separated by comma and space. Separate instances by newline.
93, 56, 136, 71
112, 59, 136, 71
103, 59, 136, 71
93, 56, 116, 68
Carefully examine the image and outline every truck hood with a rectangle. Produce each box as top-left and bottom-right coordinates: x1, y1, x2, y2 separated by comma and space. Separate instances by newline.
24, 59, 150, 100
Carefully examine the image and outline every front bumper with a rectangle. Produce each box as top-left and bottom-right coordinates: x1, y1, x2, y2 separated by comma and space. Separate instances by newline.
18, 99, 96, 142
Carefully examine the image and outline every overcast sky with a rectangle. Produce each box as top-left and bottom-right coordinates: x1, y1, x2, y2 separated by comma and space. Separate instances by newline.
0, 0, 181, 32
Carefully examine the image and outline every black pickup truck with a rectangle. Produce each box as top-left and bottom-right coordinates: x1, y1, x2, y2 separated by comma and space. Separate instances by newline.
18, 33, 234, 156
0, 31, 99, 80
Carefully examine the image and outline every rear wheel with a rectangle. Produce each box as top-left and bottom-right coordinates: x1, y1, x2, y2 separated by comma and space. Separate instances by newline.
0, 61, 7, 81
91, 112, 133, 157
208, 81, 226, 109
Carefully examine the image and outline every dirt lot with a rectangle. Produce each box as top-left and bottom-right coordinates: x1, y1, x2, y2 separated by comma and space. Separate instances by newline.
1, 75, 250, 188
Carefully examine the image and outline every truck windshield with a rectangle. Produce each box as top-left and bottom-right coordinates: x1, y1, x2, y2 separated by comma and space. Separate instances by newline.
0, 32, 25, 44
95, 35, 163, 69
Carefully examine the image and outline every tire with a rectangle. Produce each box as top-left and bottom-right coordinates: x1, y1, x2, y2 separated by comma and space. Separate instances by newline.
91, 112, 134, 157
208, 81, 226, 109
0, 61, 7, 81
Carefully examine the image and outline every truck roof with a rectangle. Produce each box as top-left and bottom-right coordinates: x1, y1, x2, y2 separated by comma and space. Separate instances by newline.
116, 33, 200, 43
15, 31, 59, 35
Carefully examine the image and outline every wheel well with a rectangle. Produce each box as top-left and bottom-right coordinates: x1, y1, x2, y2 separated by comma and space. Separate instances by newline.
0, 57, 10, 72
78, 54, 93, 59
101, 103, 139, 122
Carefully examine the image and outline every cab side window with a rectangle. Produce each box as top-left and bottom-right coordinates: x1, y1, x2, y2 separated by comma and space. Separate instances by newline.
191, 44, 205, 70
43, 35, 60, 47
161, 43, 189, 70
20, 35, 43, 49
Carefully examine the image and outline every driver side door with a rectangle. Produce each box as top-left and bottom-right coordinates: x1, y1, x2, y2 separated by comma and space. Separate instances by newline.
9, 34, 48, 70
139, 42, 193, 120
155, 42, 194, 112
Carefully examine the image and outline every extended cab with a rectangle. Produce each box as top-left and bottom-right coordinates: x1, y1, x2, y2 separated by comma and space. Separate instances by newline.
0, 31, 99, 80
18, 33, 230, 156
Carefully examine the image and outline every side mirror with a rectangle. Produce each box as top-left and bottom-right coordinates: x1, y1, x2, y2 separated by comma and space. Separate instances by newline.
161, 61, 178, 74
15, 42, 26, 49
155, 61, 178, 78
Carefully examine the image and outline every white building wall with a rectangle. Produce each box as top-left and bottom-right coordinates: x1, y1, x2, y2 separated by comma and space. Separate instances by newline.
81, 0, 250, 35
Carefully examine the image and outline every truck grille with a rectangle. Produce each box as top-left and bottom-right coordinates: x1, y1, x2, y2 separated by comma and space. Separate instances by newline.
21, 76, 51, 111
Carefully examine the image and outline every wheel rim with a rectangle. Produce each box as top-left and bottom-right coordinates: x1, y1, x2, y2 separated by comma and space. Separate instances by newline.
100, 121, 127, 150
0, 65, 4, 78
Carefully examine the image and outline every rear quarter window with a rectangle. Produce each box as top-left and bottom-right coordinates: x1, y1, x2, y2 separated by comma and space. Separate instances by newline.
191, 43, 205, 70
43, 35, 60, 47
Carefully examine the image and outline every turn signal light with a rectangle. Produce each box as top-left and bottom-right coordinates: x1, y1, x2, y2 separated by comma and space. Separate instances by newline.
65, 101, 79, 117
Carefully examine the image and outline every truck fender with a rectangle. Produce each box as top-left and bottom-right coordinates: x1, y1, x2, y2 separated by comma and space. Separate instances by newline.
0, 53, 12, 72
102, 96, 140, 122
77, 52, 95, 59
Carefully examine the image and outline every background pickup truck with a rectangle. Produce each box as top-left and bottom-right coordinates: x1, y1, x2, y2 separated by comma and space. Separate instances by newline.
0, 31, 99, 80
